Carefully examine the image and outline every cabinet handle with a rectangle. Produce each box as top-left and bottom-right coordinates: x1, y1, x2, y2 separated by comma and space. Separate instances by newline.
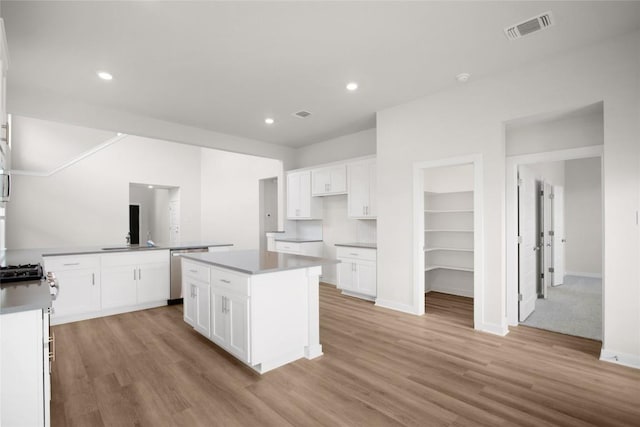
220, 279, 231, 284
91, 273, 95, 286
63, 263, 80, 266
49, 332, 56, 362
133, 269, 137, 280
189, 269, 197, 273
138, 268, 142, 280
222, 296, 227, 313
349, 253, 359, 256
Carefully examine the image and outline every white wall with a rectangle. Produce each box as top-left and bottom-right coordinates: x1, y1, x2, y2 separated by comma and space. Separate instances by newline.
294, 128, 376, 169
200, 149, 282, 250
565, 157, 602, 276
7, 134, 203, 249
423, 164, 473, 193
8, 88, 296, 169
506, 103, 604, 156
376, 31, 640, 363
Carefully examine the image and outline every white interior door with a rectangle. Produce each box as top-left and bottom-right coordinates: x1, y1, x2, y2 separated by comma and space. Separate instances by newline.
542, 182, 553, 298
552, 186, 565, 286
518, 166, 538, 321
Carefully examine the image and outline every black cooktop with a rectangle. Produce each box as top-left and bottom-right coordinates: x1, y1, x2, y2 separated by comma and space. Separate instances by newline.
0, 264, 44, 283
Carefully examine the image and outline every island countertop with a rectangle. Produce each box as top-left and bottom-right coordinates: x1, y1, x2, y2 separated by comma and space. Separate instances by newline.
181, 250, 339, 275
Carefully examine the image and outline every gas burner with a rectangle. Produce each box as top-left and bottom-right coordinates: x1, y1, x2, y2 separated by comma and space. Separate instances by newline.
0, 264, 44, 283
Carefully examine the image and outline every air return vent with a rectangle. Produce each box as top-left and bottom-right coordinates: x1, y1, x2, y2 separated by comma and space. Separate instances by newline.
293, 110, 312, 119
504, 11, 554, 40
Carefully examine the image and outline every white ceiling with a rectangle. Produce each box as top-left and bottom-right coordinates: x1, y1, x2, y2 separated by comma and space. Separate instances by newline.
2, 1, 639, 148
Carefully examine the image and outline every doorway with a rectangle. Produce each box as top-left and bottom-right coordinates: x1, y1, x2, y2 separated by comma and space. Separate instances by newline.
129, 204, 140, 245
506, 147, 604, 341
259, 177, 279, 250
516, 158, 602, 340
413, 154, 485, 331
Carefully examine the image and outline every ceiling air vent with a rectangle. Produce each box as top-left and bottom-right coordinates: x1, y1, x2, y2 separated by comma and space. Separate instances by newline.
293, 110, 312, 119
504, 11, 554, 40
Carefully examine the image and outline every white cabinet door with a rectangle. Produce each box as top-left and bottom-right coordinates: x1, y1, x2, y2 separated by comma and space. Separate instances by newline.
368, 162, 377, 217
348, 160, 376, 218
101, 264, 137, 309
337, 260, 355, 291
311, 165, 347, 196
194, 282, 211, 338
52, 268, 101, 316
311, 168, 331, 195
297, 171, 312, 218
210, 290, 227, 346
0, 310, 45, 427
227, 293, 249, 363
183, 280, 196, 327
137, 262, 170, 304
356, 261, 377, 297
287, 170, 322, 219
287, 172, 301, 218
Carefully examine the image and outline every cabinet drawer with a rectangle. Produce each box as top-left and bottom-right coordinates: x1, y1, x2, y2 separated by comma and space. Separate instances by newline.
336, 247, 377, 261
211, 267, 250, 296
275, 241, 301, 253
183, 261, 211, 283
44, 254, 100, 272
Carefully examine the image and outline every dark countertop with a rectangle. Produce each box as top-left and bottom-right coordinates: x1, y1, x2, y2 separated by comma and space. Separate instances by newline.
0, 279, 52, 315
0, 242, 233, 262
181, 250, 339, 275
335, 242, 377, 249
275, 238, 323, 243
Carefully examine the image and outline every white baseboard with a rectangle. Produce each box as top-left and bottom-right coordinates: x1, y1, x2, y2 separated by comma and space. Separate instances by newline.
427, 287, 474, 298
51, 300, 167, 325
476, 321, 509, 336
375, 298, 419, 315
565, 271, 602, 279
600, 348, 640, 370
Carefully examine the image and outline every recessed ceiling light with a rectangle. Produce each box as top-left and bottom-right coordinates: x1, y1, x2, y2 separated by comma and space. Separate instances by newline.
97, 71, 113, 81
346, 82, 359, 91
148, 185, 154, 189
265, 118, 275, 125
456, 73, 471, 83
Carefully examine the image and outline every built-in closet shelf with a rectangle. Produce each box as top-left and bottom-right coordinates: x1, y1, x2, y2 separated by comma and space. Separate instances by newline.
424, 247, 473, 253
425, 265, 474, 272
424, 210, 474, 213
424, 229, 473, 233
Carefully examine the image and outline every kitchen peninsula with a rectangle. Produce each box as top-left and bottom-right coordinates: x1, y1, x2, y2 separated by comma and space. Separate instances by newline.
181, 250, 339, 374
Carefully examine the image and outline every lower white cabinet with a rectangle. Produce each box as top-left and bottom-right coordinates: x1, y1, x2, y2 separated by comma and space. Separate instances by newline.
101, 250, 170, 309
211, 287, 249, 363
43, 255, 100, 319
336, 246, 377, 299
45, 250, 169, 324
0, 308, 52, 427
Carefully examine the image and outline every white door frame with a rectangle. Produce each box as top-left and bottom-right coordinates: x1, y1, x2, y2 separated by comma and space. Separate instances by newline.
413, 154, 484, 330
505, 145, 603, 326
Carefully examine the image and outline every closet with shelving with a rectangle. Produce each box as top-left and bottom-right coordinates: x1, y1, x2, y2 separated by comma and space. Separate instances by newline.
424, 165, 474, 298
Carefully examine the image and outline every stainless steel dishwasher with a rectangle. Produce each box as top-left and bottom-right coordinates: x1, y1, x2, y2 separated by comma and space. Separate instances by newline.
170, 247, 208, 303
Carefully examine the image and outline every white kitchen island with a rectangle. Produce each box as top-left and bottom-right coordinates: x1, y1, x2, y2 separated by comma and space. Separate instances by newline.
180, 250, 338, 374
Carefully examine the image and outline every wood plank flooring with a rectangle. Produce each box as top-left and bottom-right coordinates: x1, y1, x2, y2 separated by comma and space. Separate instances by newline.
50, 285, 640, 426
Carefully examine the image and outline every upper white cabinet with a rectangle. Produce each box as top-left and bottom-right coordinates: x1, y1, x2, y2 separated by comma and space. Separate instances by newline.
0, 19, 9, 172
311, 165, 347, 196
287, 170, 323, 220
348, 159, 377, 219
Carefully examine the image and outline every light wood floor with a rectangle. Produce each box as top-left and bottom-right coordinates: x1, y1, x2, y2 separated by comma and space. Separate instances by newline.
51, 285, 640, 426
